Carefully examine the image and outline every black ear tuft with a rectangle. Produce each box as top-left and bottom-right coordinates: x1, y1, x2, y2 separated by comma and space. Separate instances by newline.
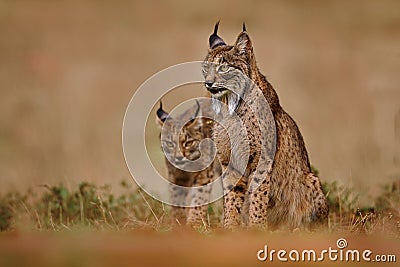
156, 100, 169, 122
214, 21, 220, 35
209, 21, 226, 49
189, 99, 201, 122
242, 22, 246, 32
193, 99, 201, 118
188, 100, 203, 128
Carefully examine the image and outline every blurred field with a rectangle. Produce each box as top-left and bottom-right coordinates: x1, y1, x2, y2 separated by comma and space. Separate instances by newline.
0, 1, 400, 266
0, 0, 399, 199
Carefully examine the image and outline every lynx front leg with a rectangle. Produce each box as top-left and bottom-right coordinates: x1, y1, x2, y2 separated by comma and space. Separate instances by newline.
223, 169, 247, 229
248, 174, 271, 227
186, 168, 215, 227
170, 185, 189, 225
169, 175, 193, 225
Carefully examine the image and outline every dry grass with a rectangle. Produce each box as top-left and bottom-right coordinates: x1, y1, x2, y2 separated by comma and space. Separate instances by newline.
0, 178, 399, 235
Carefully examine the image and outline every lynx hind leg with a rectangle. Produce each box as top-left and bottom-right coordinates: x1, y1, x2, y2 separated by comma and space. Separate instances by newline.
306, 173, 329, 224
223, 169, 247, 229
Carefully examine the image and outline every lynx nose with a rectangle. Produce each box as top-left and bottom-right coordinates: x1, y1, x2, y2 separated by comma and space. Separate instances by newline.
205, 82, 214, 89
175, 156, 184, 161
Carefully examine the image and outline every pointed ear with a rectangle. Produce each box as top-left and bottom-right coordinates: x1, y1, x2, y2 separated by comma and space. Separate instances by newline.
234, 31, 252, 56
186, 116, 203, 131
186, 100, 203, 129
156, 101, 170, 127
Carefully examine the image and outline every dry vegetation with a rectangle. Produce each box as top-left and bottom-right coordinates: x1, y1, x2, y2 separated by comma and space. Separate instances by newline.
0, 175, 399, 234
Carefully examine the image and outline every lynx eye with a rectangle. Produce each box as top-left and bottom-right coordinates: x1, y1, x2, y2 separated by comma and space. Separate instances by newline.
184, 140, 194, 148
217, 63, 230, 73
202, 63, 209, 73
164, 141, 174, 148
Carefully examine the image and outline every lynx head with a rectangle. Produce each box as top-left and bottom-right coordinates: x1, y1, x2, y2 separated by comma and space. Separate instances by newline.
156, 100, 213, 170
203, 22, 256, 114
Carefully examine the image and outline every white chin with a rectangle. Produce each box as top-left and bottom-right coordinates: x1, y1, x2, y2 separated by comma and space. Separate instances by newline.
211, 91, 239, 115
228, 92, 239, 115
211, 97, 222, 114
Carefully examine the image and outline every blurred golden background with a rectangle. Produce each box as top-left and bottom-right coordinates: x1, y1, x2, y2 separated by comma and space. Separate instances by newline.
1, 0, 399, 204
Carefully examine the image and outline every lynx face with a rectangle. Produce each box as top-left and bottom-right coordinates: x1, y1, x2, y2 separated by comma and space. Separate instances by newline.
157, 100, 215, 172
202, 61, 246, 115
159, 113, 203, 168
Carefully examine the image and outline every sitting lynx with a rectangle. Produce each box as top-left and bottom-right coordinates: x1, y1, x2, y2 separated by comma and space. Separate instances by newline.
156, 99, 221, 226
202, 22, 328, 229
